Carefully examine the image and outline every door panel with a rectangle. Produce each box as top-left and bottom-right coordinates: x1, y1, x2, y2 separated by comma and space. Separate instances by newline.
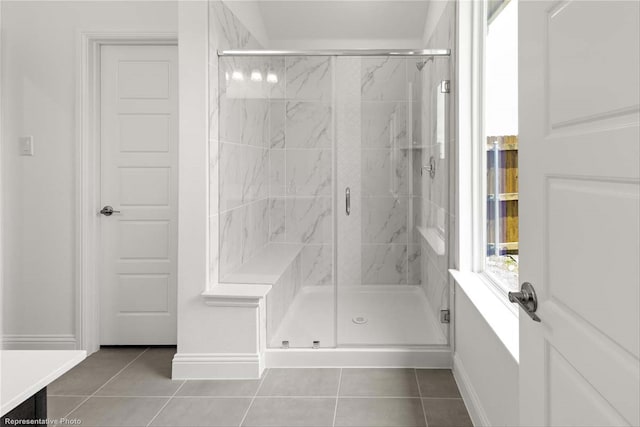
547, 3, 639, 127
100, 45, 178, 345
547, 178, 639, 357
119, 114, 171, 153
119, 167, 171, 206
519, 1, 639, 426
547, 345, 630, 427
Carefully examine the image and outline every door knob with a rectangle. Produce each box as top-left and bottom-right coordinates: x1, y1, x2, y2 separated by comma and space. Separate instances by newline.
99, 205, 121, 216
509, 282, 541, 322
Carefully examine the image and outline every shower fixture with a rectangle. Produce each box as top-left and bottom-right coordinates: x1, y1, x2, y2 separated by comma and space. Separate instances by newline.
422, 156, 437, 179
416, 57, 434, 71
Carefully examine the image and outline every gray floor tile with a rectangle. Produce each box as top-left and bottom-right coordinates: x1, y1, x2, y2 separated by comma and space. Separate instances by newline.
48, 347, 147, 396
48, 349, 471, 427
150, 397, 251, 426
242, 397, 335, 427
66, 396, 168, 426
423, 398, 473, 427
334, 397, 426, 427
339, 368, 419, 397
415, 370, 461, 398
177, 379, 261, 397
257, 369, 340, 396
47, 396, 87, 419
96, 348, 181, 397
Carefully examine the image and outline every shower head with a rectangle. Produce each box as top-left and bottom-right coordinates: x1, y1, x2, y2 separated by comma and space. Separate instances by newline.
416, 57, 434, 71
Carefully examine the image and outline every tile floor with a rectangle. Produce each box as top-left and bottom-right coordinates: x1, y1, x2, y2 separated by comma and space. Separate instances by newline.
47, 347, 473, 427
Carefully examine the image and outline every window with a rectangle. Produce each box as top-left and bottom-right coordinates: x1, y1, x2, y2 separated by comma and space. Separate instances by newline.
484, 0, 519, 292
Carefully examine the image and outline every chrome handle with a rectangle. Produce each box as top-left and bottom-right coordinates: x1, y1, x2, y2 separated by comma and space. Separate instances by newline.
421, 156, 436, 179
345, 187, 351, 216
99, 205, 121, 217
508, 282, 541, 322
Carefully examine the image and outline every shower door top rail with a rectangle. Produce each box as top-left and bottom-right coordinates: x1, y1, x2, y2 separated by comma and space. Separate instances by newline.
217, 49, 451, 57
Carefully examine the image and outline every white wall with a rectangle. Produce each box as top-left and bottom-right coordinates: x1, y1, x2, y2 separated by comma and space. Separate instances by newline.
450, 1, 520, 425
453, 286, 519, 426
175, 0, 211, 359
0, 0, 4, 350
1, 1, 178, 348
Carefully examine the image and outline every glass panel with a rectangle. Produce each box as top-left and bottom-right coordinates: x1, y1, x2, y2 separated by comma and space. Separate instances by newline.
484, 0, 519, 292
217, 56, 336, 348
335, 56, 450, 346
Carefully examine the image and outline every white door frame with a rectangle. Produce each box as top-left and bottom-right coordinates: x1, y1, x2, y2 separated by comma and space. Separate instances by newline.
75, 31, 178, 354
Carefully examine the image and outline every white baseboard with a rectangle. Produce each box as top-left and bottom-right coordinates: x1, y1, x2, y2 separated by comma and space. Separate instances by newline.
265, 347, 452, 368
172, 353, 264, 379
453, 352, 491, 427
3, 334, 77, 350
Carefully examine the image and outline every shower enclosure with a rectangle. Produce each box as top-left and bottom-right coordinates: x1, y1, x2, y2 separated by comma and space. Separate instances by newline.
217, 50, 451, 351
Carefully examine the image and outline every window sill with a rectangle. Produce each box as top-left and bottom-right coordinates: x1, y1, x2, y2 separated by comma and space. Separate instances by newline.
449, 269, 519, 362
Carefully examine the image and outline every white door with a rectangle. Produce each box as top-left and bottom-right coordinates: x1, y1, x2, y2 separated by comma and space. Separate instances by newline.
99, 45, 178, 345
519, 1, 639, 426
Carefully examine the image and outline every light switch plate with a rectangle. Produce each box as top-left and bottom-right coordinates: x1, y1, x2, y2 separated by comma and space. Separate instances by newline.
19, 136, 34, 156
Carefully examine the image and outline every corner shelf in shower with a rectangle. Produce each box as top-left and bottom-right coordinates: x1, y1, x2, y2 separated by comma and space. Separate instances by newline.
416, 225, 446, 256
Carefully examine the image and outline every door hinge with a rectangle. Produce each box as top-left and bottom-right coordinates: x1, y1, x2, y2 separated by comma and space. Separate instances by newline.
440, 309, 450, 323
441, 80, 450, 93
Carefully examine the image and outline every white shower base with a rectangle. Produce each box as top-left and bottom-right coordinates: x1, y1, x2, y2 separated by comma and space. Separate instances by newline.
270, 285, 447, 348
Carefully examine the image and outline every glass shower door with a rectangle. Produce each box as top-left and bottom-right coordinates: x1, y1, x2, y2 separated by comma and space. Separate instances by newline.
217, 55, 336, 349
334, 55, 450, 346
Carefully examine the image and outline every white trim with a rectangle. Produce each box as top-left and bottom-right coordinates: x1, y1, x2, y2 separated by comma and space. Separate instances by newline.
171, 348, 451, 379
265, 347, 452, 369
459, 0, 521, 301
453, 352, 491, 427
201, 284, 271, 308
75, 31, 178, 355
0, 0, 4, 351
2, 335, 78, 350
456, 0, 486, 274
172, 353, 264, 380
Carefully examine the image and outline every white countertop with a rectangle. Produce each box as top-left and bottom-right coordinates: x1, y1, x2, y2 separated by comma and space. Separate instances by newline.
1, 350, 86, 416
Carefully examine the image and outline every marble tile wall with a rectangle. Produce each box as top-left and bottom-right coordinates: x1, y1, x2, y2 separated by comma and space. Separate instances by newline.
266, 252, 303, 344
335, 57, 363, 288
210, 0, 455, 311
216, 53, 335, 286
268, 56, 335, 288
209, 1, 266, 281
358, 57, 423, 286
218, 55, 286, 279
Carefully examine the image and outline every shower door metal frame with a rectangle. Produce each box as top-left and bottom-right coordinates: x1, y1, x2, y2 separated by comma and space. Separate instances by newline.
218, 49, 451, 57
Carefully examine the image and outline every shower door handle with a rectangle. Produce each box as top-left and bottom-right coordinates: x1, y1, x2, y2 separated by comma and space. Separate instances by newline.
345, 187, 351, 216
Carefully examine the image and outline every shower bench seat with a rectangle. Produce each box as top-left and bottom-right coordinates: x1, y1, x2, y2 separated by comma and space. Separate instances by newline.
221, 243, 303, 285
202, 242, 303, 308
200, 243, 303, 370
